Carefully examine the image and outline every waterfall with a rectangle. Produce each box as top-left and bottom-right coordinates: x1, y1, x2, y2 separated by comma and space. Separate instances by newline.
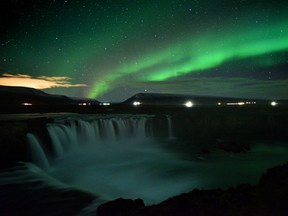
24, 115, 197, 204
23, 114, 288, 207
27, 115, 163, 168
26, 133, 50, 171
166, 115, 175, 139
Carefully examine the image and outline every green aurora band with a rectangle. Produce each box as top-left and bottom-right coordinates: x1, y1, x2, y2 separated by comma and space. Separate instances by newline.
58, 4, 170, 77
88, 21, 288, 98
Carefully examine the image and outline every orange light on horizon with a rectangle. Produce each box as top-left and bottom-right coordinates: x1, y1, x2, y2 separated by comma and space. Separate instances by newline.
0, 73, 86, 89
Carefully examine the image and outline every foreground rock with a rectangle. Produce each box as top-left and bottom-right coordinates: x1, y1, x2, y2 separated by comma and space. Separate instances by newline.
97, 198, 145, 216
99, 162, 288, 216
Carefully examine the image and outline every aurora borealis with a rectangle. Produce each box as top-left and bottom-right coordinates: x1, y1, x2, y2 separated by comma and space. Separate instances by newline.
1, 0, 288, 101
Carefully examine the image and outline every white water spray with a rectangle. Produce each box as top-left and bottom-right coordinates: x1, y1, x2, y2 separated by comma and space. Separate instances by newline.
166, 115, 175, 139
27, 116, 162, 169
26, 133, 50, 171
26, 115, 195, 203
22, 114, 288, 207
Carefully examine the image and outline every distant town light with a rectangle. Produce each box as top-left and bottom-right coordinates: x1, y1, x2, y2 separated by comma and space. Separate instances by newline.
101, 102, 110, 106
218, 102, 222, 105
78, 102, 90, 106
271, 101, 277, 106
245, 101, 256, 105
226, 102, 245, 106
22, 102, 32, 106
133, 101, 141, 106
184, 101, 193, 108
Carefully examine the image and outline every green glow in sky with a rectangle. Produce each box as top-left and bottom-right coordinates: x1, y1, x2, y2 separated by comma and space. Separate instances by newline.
88, 21, 288, 98
2, 1, 288, 100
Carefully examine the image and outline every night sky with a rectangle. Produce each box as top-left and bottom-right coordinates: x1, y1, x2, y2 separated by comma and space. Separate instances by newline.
0, 0, 288, 101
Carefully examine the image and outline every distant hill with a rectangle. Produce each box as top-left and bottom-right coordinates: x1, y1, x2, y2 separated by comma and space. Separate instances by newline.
122, 93, 266, 106
0, 86, 99, 106
1, 86, 286, 109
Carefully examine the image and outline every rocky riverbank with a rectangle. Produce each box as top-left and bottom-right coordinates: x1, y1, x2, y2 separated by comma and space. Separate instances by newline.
97, 162, 288, 216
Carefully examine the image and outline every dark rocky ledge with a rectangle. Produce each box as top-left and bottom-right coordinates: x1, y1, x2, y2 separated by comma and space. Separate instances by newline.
97, 162, 288, 216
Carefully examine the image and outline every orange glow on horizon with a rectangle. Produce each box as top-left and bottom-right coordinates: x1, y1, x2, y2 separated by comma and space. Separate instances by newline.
0, 73, 86, 89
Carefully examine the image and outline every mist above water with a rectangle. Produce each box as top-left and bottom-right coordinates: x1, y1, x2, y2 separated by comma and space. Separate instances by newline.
26, 115, 288, 205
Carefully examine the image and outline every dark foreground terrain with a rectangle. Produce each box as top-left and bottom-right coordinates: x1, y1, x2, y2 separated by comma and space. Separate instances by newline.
97, 162, 288, 216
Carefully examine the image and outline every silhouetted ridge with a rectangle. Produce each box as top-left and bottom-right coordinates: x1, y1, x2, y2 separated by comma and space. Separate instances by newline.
0, 86, 99, 105
122, 93, 255, 106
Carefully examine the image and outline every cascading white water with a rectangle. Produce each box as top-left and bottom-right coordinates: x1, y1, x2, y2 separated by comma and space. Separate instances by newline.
26, 133, 50, 171
28, 116, 163, 169
21, 114, 288, 211
27, 115, 190, 204
166, 115, 175, 139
